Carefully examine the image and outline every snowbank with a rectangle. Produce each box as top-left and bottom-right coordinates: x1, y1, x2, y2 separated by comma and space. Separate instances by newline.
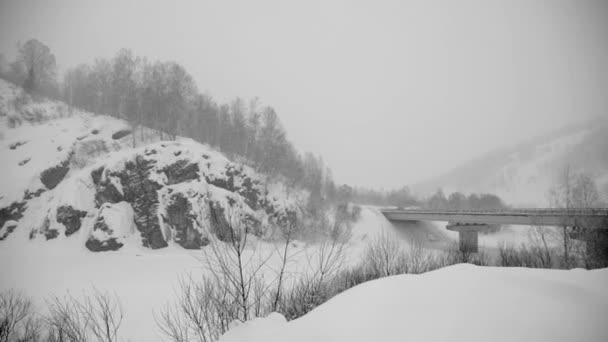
219, 264, 608, 342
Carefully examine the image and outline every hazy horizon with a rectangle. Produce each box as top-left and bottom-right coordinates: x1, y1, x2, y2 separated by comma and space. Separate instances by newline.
1, 0, 607, 188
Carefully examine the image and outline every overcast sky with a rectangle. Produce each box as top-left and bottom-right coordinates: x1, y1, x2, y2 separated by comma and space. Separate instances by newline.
1, 0, 607, 188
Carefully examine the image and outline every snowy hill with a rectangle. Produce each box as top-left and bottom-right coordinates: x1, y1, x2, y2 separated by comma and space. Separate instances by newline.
0, 79, 305, 251
412, 119, 608, 206
220, 264, 608, 342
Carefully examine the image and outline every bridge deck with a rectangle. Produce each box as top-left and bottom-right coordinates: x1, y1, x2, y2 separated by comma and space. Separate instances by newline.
381, 208, 608, 228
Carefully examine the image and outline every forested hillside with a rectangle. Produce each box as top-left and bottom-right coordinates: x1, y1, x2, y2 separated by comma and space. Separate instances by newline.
0, 39, 335, 205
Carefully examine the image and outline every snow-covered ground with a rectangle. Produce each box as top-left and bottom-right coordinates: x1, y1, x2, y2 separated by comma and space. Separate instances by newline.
0, 205, 581, 341
0, 206, 386, 341
1, 79, 604, 341
220, 264, 608, 342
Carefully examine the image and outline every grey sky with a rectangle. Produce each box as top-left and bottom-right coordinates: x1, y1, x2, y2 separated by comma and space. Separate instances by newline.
1, 0, 607, 188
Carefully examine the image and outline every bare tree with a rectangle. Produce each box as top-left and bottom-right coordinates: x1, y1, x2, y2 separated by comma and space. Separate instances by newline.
269, 207, 300, 312
45, 289, 123, 342
201, 206, 272, 322
0, 290, 40, 342
548, 165, 577, 268
18, 39, 57, 94
549, 166, 605, 268
527, 226, 554, 268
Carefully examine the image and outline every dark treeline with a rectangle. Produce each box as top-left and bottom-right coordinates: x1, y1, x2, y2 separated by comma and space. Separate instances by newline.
0, 39, 335, 204
348, 186, 420, 208
345, 184, 507, 210
425, 188, 507, 210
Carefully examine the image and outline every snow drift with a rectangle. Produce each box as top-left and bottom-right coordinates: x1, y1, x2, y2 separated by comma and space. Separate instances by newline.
220, 264, 608, 342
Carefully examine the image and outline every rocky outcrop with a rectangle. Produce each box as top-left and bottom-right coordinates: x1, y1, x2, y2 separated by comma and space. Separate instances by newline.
40, 152, 73, 189
0, 187, 49, 240
0, 201, 27, 239
111, 129, 131, 140
93, 155, 166, 249
24, 188, 46, 200
40, 217, 57, 240
85, 141, 302, 251
164, 191, 208, 249
85, 202, 134, 252
162, 159, 200, 185
0, 220, 17, 240
92, 167, 124, 206
207, 196, 262, 242
123, 156, 166, 248
85, 235, 123, 252
56, 205, 87, 236
9, 140, 27, 150
203, 164, 263, 210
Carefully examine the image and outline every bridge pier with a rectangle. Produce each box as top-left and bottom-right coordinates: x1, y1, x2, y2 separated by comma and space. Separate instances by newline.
570, 229, 608, 267
446, 223, 489, 253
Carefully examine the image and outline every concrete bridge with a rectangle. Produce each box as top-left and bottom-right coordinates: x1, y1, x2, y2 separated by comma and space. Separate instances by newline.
381, 208, 608, 253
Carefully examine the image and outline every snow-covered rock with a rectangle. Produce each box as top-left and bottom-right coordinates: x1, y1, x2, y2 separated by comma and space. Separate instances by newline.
86, 202, 136, 251
0, 79, 305, 251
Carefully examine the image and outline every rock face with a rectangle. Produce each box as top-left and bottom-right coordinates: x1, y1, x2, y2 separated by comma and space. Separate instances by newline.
202, 163, 262, 210
0, 80, 306, 251
86, 202, 134, 252
111, 129, 132, 140
9, 140, 27, 150
40, 217, 57, 240
163, 159, 199, 185
0, 201, 27, 240
163, 191, 208, 249
0, 220, 18, 241
86, 141, 299, 251
56, 205, 87, 236
122, 156, 166, 249
9, 140, 302, 251
40, 153, 73, 189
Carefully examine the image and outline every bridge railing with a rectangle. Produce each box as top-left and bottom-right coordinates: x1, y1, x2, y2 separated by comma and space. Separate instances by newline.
380, 208, 608, 217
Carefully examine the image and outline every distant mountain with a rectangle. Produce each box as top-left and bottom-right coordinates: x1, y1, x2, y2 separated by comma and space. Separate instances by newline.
412, 118, 608, 207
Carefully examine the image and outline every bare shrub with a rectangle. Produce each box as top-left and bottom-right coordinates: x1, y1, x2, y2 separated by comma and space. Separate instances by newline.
158, 207, 300, 341
403, 239, 433, 274
499, 241, 556, 269
200, 206, 273, 323
364, 230, 407, 277
156, 277, 228, 342
279, 219, 350, 320
278, 273, 330, 321
328, 266, 379, 296
269, 217, 298, 312
436, 242, 489, 267
22, 107, 45, 124
0, 290, 40, 342
45, 288, 123, 342
528, 226, 554, 267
